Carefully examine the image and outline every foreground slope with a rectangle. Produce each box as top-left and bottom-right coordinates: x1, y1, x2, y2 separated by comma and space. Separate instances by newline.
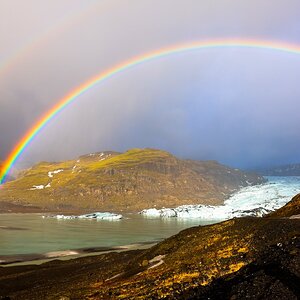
0, 195, 299, 299
0, 148, 264, 212
267, 193, 300, 218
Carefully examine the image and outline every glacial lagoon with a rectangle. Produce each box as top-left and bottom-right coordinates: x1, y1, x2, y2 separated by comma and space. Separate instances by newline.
0, 176, 299, 260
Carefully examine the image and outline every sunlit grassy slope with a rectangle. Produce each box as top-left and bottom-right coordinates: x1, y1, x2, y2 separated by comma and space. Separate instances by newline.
0, 148, 265, 212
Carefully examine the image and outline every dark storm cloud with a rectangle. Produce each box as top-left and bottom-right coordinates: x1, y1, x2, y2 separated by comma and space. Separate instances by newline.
1, 0, 300, 169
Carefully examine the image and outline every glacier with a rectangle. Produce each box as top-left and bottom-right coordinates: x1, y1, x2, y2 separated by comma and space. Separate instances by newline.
140, 176, 300, 219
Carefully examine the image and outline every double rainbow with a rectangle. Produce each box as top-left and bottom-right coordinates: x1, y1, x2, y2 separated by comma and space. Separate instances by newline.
0, 1, 111, 78
1, 38, 300, 184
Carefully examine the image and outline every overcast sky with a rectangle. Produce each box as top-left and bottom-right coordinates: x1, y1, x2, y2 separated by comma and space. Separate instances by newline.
1, 0, 300, 169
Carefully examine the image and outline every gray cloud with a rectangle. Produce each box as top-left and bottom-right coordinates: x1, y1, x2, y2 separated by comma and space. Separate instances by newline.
1, 0, 300, 169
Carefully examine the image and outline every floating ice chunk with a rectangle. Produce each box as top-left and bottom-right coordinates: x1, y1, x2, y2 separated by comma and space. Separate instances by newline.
48, 169, 63, 178
78, 212, 123, 220
48, 212, 123, 220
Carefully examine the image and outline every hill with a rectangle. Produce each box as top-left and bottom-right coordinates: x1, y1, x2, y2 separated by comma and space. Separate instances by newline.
259, 163, 300, 176
0, 196, 299, 299
0, 148, 265, 212
267, 193, 300, 218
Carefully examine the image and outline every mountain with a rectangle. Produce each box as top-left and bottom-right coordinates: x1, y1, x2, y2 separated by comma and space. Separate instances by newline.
1, 194, 299, 299
259, 163, 300, 176
0, 148, 265, 212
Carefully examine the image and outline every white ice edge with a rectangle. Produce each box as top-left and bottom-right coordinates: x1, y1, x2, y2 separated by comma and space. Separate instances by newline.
44, 212, 123, 220
140, 177, 300, 219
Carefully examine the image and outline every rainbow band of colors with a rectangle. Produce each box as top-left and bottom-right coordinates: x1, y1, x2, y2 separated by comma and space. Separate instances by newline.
1, 38, 300, 184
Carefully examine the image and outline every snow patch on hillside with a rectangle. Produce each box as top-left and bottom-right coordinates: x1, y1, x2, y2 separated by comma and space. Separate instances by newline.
48, 169, 63, 178
30, 185, 45, 190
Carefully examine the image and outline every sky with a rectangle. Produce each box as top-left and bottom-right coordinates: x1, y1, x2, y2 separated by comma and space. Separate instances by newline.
1, 0, 300, 169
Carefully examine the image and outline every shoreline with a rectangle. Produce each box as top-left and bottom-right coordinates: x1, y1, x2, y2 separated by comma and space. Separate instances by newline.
0, 203, 128, 215
0, 216, 298, 299
0, 241, 157, 267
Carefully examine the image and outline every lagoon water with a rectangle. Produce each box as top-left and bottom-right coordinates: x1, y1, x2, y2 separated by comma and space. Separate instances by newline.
0, 213, 216, 256
0, 176, 299, 257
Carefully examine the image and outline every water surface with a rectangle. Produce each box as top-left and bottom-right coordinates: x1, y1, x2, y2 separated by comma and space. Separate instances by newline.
0, 213, 216, 256
1, 176, 299, 257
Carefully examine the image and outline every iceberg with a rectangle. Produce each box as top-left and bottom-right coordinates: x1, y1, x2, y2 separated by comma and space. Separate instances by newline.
45, 212, 123, 220
141, 176, 300, 219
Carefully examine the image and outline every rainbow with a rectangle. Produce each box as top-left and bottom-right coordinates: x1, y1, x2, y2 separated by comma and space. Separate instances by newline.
1, 38, 300, 184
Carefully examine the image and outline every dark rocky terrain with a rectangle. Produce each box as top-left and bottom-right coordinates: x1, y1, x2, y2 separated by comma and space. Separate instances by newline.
0, 148, 265, 212
259, 163, 300, 176
0, 194, 299, 300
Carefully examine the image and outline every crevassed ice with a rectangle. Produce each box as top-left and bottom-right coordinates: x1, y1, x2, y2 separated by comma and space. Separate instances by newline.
141, 176, 300, 219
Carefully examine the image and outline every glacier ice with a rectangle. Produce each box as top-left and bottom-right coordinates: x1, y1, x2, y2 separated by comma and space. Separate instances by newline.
141, 176, 300, 219
46, 212, 123, 220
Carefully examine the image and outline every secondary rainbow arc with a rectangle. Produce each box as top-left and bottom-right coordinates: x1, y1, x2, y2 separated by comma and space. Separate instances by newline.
1, 38, 300, 184
0, 0, 112, 77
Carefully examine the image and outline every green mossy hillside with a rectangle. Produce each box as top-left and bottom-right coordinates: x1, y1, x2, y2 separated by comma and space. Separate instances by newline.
0, 148, 265, 212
